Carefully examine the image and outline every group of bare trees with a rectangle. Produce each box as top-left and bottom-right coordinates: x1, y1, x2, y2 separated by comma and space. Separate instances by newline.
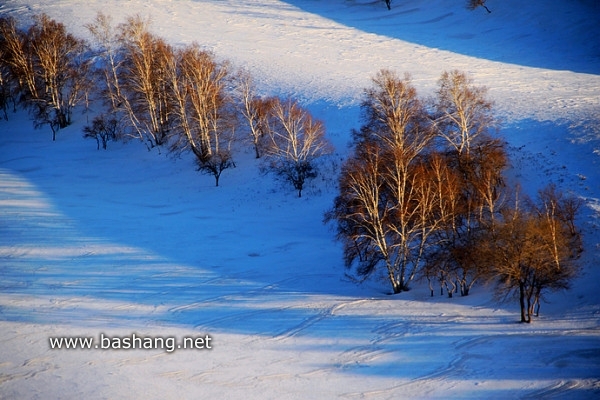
87, 13, 332, 190
0, 13, 332, 192
490, 185, 583, 322
1, 14, 582, 322
236, 72, 333, 196
0, 15, 91, 140
326, 69, 582, 322
85, 14, 240, 186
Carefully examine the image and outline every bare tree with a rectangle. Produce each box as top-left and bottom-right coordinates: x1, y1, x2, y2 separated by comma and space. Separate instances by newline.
329, 69, 508, 296
489, 187, 581, 323
385, 152, 446, 293
0, 19, 18, 119
327, 70, 441, 293
83, 113, 119, 150
236, 69, 277, 159
166, 43, 236, 186
356, 70, 429, 154
422, 71, 505, 297
467, 0, 492, 13
86, 13, 128, 120
117, 15, 173, 148
361, 70, 435, 293
423, 151, 467, 297
434, 70, 496, 157
0, 14, 90, 139
529, 185, 583, 316
492, 201, 543, 323
327, 143, 389, 283
0, 45, 13, 120
328, 144, 447, 294
28, 14, 91, 139
536, 184, 584, 243
438, 139, 507, 296
0, 16, 38, 104
264, 97, 333, 197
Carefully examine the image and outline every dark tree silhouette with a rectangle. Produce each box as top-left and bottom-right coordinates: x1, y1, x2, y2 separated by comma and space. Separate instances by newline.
83, 114, 119, 150
467, 0, 491, 13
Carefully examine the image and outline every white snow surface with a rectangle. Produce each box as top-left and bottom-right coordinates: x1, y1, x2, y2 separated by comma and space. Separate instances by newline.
1, 0, 599, 398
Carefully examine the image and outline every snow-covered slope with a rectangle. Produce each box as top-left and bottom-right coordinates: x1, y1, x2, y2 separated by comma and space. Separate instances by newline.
1, 1, 599, 398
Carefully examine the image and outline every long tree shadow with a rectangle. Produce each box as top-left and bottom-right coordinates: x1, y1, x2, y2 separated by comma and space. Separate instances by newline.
282, 0, 600, 75
0, 166, 356, 327
1, 111, 598, 333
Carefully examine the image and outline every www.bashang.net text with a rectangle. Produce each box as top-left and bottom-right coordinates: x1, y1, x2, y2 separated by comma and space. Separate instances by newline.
49, 333, 212, 353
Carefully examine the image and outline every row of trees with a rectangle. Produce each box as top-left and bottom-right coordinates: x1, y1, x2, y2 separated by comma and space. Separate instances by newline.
0, 13, 332, 194
325, 70, 582, 322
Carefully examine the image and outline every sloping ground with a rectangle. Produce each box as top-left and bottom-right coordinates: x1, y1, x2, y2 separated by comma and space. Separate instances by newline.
1, 0, 599, 120
0, 0, 599, 398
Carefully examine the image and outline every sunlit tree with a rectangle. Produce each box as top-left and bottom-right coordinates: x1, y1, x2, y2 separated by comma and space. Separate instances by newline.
327, 70, 438, 293
489, 187, 581, 323
117, 15, 174, 147
236, 69, 278, 159
0, 14, 91, 139
165, 43, 236, 186
264, 97, 332, 197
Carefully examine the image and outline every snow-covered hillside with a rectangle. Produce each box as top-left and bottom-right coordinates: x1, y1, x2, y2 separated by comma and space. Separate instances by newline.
1, 0, 599, 398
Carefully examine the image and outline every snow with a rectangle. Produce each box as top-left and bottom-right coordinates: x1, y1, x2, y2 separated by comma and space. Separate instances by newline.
1, 0, 599, 398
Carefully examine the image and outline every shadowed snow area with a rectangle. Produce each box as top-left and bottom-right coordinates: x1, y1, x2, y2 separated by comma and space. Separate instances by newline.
285, 0, 600, 75
0, 0, 599, 398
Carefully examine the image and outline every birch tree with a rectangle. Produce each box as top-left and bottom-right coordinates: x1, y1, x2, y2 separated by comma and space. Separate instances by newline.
426, 71, 505, 296
0, 16, 38, 104
327, 70, 439, 293
264, 97, 333, 197
0, 14, 91, 139
86, 13, 128, 123
0, 16, 27, 119
434, 70, 496, 157
29, 14, 91, 139
236, 69, 277, 159
118, 15, 173, 148
490, 187, 581, 323
167, 44, 236, 186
